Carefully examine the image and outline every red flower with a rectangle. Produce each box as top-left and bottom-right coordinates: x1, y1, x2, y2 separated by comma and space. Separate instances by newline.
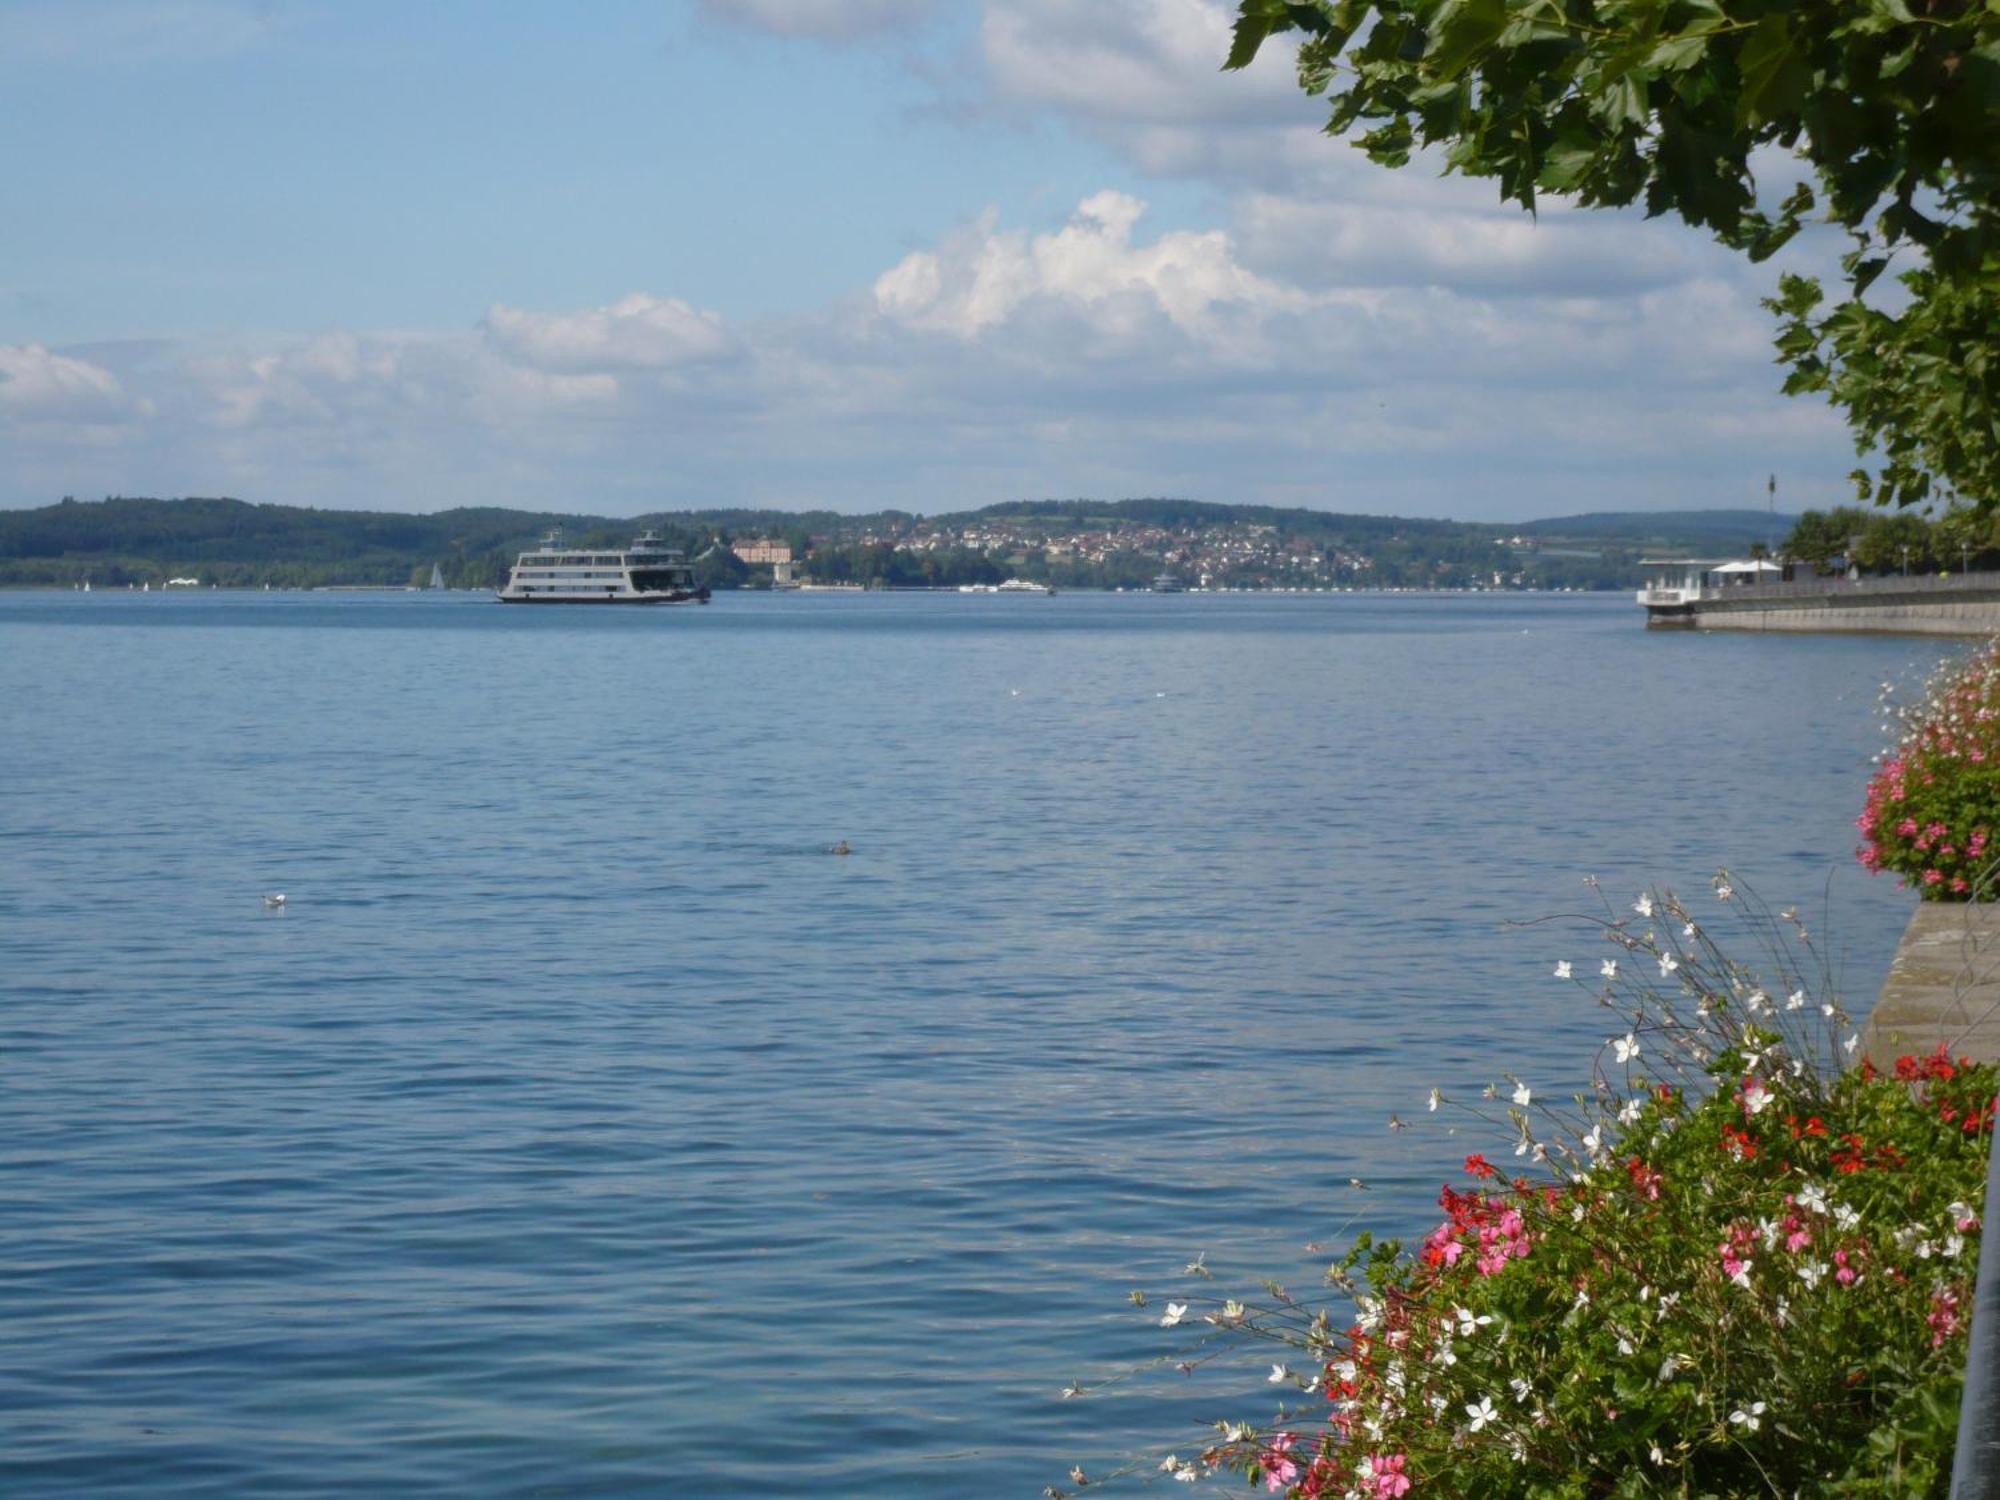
1463, 1153, 1497, 1180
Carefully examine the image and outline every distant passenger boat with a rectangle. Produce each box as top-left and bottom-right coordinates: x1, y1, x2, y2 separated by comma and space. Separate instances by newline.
497, 529, 710, 605
1150, 573, 1185, 593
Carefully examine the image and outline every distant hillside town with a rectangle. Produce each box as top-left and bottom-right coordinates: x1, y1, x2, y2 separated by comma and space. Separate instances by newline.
0, 494, 1804, 592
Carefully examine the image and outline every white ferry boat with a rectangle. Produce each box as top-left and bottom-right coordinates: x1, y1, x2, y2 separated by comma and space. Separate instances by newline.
497, 529, 710, 605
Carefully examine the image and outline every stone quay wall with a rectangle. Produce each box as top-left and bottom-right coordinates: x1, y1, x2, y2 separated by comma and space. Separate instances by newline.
1650, 574, 2000, 635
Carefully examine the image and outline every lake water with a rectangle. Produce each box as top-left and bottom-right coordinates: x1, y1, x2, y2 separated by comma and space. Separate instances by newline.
0, 590, 1954, 1495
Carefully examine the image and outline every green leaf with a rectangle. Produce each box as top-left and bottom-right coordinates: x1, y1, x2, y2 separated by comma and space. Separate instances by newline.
1225, 1, 1295, 71
1425, 0, 1507, 82
1735, 13, 1808, 129
1646, 31, 1711, 73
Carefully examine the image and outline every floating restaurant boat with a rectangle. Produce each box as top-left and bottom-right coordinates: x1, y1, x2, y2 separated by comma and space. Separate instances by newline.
497, 529, 710, 605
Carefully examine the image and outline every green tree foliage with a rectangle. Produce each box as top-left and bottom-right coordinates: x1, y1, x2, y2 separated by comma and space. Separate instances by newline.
1852, 508, 1937, 572
1227, 0, 2000, 510
1782, 505, 1874, 568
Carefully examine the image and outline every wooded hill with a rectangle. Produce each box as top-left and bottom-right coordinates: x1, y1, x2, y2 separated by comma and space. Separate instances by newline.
0, 495, 1796, 591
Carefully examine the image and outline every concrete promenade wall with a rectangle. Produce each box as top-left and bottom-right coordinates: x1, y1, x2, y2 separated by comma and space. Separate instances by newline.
1658, 576, 2000, 636
1864, 904, 2000, 1066
1684, 592, 2000, 636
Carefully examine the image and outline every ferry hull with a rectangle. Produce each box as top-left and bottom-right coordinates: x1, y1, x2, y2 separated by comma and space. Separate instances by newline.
496, 590, 709, 605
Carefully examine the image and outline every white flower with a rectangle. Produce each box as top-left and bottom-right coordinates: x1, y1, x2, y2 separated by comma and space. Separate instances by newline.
1509, 1377, 1531, 1403
1269, 1362, 1290, 1384
1427, 1087, 1442, 1112
1635, 894, 1655, 917
1729, 1401, 1766, 1432
1945, 1234, 1967, 1260
1716, 882, 1734, 900
1786, 989, 1807, 1011
1554, 960, 1572, 979
1743, 1080, 1773, 1116
1618, 1098, 1642, 1125
1650, 1443, 1666, 1465
1159, 1302, 1188, 1328
1174, 1462, 1198, 1482
1798, 1184, 1828, 1215
1601, 959, 1619, 979
1617, 1335, 1634, 1355
1776, 1295, 1791, 1325
1823, 1002, 1837, 1018
1659, 952, 1678, 976
1454, 1306, 1493, 1336
1832, 1204, 1860, 1232
1797, 1260, 1827, 1289
1747, 990, 1770, 1014
1583, 1124, 1604, 1155
1512, 1082, 1532, 1107
1614, 1032, 1641, 1064
1844, 1031, 1861, 1056
1465, 1396, 1498, 1431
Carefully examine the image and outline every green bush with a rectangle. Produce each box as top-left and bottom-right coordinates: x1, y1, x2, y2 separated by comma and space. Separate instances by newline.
1081, 883, 1992, 1498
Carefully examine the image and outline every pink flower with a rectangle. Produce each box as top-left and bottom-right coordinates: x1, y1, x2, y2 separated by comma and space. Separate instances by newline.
1262, 1433, 1298, 1492
1373, 1453, 1412, 1498
1931, 1289, 1963, 1347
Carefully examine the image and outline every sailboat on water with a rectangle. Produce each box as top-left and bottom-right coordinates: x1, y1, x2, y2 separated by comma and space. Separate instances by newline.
429, 563, 445, 590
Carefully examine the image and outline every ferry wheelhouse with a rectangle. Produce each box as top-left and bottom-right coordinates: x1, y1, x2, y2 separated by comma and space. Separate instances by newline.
497, 530, 710, 605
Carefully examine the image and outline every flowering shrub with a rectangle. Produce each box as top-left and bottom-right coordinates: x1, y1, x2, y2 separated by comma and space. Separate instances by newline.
1067, 881, 1995, 1498
1859, 646, 2000, 898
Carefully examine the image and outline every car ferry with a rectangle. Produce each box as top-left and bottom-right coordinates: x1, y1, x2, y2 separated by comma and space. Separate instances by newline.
497, 529, 710, 605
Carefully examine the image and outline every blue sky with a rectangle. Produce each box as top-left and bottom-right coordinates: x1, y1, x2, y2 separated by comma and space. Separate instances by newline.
0, 0, 1855, 520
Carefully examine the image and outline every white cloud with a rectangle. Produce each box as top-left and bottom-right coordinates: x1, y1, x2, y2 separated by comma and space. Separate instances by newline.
482, 293, 736, 373
980, 0, 1304, 127
0, 185, 1854, 518
696, 0, 941, 41
0, 344, 144, 422
874, 190, 1303, 347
